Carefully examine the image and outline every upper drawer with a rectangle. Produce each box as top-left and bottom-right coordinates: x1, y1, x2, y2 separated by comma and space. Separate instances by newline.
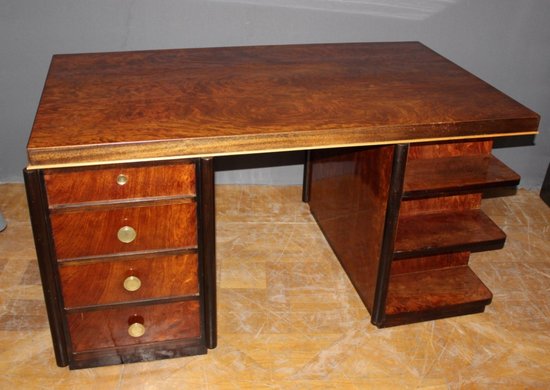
50, 202, 197, 260
59, 253, 199, 309
44, 162, 196, 207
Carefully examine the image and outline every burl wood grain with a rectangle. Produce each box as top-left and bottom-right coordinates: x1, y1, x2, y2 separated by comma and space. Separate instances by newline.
308, 145, 395, 312
407, 140, 493, 159
27, 43, 539, 167
399, 194, 482, 216
50, 202, 197, 259
67, 300, 201, 352
59, 253, 199, 308
45, 162, 196, 206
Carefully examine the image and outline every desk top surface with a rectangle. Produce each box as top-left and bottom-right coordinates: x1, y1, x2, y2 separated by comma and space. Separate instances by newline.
27, 42, 539, 168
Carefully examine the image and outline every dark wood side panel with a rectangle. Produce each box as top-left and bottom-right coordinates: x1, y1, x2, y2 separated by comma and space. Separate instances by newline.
23, 169, 70, 367
44, 162, 196, 206
67, 300, 201, 352
371, 144, 409, 325
198, 158, 217, 349
50, 202, 197, 259
59, 253, 199, 308
308, 145, 396, 314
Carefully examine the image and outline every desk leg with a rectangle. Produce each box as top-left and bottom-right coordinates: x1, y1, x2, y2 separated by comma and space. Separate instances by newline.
199, 158, 217, 349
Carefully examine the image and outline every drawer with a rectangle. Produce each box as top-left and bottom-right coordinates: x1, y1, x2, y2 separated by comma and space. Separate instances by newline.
50, 202, 197, 259
67, 300, 201, 352
60, 254, 199, 308
44, 162, 196, 206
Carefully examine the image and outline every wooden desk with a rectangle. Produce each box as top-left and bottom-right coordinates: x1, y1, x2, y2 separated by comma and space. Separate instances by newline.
24, 42, 540, 369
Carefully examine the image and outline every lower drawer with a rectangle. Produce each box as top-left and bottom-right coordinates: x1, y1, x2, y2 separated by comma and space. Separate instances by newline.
67, 300, 201, 352
60, 253, 199, 308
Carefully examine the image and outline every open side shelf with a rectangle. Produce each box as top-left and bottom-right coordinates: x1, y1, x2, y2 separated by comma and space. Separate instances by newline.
403, 154, 520, 199
394, 209, 506, 259
382, 265, 493, 327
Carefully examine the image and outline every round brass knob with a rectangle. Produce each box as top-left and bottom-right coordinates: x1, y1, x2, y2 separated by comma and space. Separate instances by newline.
123, 276, 141, 292
117, 174, 128, 186
128, 322, 145, 338
117, 226, 136, 243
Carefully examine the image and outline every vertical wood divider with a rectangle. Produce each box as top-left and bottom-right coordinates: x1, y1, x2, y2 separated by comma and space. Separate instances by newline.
198, 158, 217, 349
371, 144, 409, 325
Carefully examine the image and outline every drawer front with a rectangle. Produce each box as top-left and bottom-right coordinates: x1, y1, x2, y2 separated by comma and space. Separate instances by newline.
60, 254, 199, 308
45, 162, 196, 206
67, 301, 201, 352
51, 202, 197, 259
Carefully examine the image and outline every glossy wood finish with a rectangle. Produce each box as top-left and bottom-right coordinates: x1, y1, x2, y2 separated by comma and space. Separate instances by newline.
306, 139, 520, 327
403, 154, 520, 199
50, 202, 197, 260
374, 140, 508, 326
308, 145, 395, 313
45, 162, 196, 206
59, 253, 199, 309
24, 43, 542, 366
384, 266, 492, 326
27, 43, 539, 168
67, 300, 201, 352
394, 209, 506, 259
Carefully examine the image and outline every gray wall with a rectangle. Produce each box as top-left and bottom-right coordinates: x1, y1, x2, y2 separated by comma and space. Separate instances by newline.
1, 0, 549, 187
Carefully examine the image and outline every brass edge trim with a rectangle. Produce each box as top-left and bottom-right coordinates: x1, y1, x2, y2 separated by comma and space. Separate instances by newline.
26, 131, 539, 170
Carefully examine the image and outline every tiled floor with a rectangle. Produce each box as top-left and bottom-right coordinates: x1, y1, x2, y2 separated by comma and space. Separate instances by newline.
0, 183, 549, 389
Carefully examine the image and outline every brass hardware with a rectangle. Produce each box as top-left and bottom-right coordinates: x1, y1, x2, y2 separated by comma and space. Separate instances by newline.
117, 226, 136, 243
128, 322, 145, 338
117, 174, 128, 186
123, 276, 141, 292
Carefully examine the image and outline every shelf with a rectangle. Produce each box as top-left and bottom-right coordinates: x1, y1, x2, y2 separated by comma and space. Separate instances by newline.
382, 266, 492, 327
403, 154, 520, 199
394, 209, 505, 259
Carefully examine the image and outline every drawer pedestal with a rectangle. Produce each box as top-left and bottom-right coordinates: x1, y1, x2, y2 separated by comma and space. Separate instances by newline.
24, 158, 216, 369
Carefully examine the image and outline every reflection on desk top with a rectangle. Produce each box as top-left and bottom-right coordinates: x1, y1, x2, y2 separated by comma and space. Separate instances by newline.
27, 42, 539, 168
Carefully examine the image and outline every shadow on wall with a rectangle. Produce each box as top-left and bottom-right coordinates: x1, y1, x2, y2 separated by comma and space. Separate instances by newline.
209, 0, 457, 20
215, 150, 305, 171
